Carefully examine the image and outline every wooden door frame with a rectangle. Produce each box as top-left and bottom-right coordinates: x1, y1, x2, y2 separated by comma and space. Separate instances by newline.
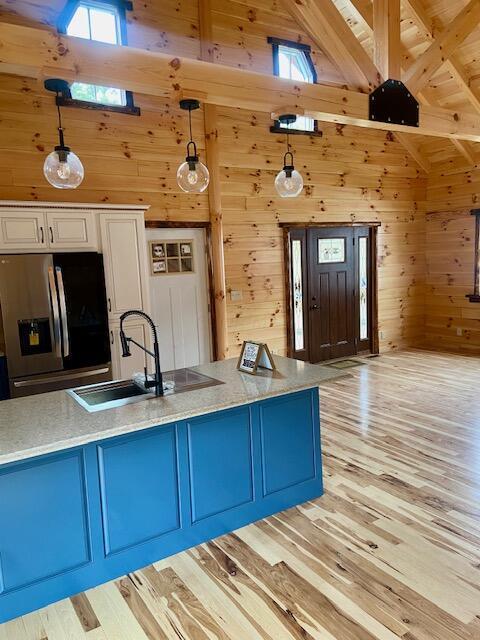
280, 222, 380, 361
145, 220, 218, 361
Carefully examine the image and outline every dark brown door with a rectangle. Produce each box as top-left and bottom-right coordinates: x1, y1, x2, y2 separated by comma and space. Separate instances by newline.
307, 227, 356, 362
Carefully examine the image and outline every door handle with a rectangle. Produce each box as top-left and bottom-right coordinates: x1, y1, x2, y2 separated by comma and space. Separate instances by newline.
47, 266, 62, 358
111, 330, 114, 345
108, 298, 112, 313
39, 226, 44, 244
13, 368, 110, 387
55, 266, 70, 358
49, 226, 54, 244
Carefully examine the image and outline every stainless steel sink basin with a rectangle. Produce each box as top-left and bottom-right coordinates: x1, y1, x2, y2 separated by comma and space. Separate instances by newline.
68, 368, 224, 412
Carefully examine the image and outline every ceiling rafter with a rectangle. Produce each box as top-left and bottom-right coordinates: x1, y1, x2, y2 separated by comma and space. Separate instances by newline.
373, 0, 401, 80
402, 0, 480, 116
346, 0, 475, 166
284, 0, 430, 172
403, 0, 480, 96
402, 0, 479, 164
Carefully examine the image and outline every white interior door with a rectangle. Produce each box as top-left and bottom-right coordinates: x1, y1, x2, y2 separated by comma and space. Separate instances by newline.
146, 228, 212, 371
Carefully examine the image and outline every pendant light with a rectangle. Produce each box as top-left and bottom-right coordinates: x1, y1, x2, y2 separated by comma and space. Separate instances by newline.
177, 99, 210, 193
43, 79, 84, 190
274, 114, 303, 198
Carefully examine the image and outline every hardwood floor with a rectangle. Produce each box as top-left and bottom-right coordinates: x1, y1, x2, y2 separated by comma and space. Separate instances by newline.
2, 349, 480, 640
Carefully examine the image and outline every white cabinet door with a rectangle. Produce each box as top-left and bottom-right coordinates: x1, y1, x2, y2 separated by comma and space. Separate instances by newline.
100, 213, 150, 319
0, 211, 47, 251
110, 322, 149, 380
46, 211, 99, 251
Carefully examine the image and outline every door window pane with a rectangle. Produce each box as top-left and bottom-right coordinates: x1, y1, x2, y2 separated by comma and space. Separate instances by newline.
359, 237, 368, 340
292, 240, 304, 351
318, 238, 345, 264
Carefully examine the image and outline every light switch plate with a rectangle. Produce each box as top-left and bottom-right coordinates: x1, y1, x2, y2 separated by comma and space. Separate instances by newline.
231, 290, 243, 302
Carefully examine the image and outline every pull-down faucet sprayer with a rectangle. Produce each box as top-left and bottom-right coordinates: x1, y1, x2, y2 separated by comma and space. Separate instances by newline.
119, 310, 164, 396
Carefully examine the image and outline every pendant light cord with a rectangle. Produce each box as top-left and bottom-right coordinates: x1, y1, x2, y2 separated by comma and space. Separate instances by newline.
188, 106, 193, 144
56, 92, 63, 131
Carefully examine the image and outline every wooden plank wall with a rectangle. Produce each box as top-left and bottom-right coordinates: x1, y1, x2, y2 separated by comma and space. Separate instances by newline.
0, 0, 428, 357
425, 145, 480, 353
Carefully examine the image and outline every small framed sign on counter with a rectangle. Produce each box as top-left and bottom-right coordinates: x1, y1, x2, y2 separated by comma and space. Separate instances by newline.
237, 341, 276, 374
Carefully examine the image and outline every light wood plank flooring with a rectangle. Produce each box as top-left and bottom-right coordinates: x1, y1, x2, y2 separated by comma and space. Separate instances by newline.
2, 349, 480, 640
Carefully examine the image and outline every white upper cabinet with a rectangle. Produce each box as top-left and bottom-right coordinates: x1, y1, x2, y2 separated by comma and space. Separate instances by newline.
100, 213, 150, 320
0, 211, 47, 251
46, 211, 99, 250
0, 209, 99, 252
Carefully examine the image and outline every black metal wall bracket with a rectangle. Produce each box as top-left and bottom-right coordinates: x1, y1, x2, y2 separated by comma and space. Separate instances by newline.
369, 79, 419, 128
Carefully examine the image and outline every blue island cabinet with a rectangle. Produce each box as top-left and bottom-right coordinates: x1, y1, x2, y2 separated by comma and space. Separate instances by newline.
0, 387, 322, 623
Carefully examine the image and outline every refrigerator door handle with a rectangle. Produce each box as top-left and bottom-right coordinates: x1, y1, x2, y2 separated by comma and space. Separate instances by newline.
47, 266, 62, 359
13, 368, 110, 388
55, 266, 70, 358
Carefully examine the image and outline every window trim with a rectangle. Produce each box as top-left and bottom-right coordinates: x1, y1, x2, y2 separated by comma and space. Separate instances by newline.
467, 209, 480, 302
57, 0, 139, 116
268, 36, 322, 137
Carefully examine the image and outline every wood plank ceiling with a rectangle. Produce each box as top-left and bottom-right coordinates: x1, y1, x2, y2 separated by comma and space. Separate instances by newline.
333, 0, 480, 168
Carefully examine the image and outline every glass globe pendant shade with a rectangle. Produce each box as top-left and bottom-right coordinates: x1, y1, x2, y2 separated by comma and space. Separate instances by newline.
177, 139, 210, 193
43, 147, 84, 189
275, 164, 303, 198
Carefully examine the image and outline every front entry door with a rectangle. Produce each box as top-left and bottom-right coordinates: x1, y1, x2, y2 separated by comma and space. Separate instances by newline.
308, 228, 356, 361
288, 225, 375, 363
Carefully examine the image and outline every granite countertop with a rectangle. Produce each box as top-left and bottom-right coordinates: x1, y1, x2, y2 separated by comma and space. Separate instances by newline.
0, 356, 347, 465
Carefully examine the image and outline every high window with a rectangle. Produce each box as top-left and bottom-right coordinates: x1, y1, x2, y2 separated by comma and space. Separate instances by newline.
57, 0, 138, 114
268, 37, 319, 135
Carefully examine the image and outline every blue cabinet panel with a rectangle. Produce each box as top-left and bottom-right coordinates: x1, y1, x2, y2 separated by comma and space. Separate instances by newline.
259, 390, 317, 496
187, 406, 254, 522
0, 388, 322, 623
98, 425, 180, 555
0, 450, 90, 594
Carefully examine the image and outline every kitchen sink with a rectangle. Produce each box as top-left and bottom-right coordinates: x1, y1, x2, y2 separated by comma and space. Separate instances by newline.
68, 368, 224, 412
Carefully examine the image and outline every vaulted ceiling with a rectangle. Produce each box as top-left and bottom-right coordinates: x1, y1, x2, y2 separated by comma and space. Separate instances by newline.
1, 0, 480, 171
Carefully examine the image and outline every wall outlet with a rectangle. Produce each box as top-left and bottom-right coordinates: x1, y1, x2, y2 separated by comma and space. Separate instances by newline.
456, 327, 463, 336
230, 290, 243, 302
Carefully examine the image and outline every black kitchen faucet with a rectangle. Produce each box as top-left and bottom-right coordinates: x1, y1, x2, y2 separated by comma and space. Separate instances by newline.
119, 310, 164, 396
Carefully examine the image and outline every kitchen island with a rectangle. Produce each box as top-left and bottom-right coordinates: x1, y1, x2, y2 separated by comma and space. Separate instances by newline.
0, 356, 345, 623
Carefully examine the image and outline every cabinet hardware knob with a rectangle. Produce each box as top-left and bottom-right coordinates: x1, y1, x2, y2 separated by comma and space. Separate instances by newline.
310, 304, 319, 310
40, 226, 44, 244
108, 298, 112, 312
110, 330, 114, 344
49, 226, 54, 243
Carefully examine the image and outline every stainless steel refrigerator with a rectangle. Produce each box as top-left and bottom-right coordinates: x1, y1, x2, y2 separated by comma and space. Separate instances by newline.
0, 253, 112, 397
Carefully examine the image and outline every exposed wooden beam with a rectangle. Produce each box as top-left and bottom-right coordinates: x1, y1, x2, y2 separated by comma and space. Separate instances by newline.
285, 0, 428, 171
283, 0, 380, 91
450, 138, 477, 165
198, 0, 228, 360
395, 132, 430, 172
373, 0, 401, 80
403, 0, 480, 96
403, 0, 434, 38
2, 23, 480, 143
349, 0, 476, 165
403, 0, 480, 115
